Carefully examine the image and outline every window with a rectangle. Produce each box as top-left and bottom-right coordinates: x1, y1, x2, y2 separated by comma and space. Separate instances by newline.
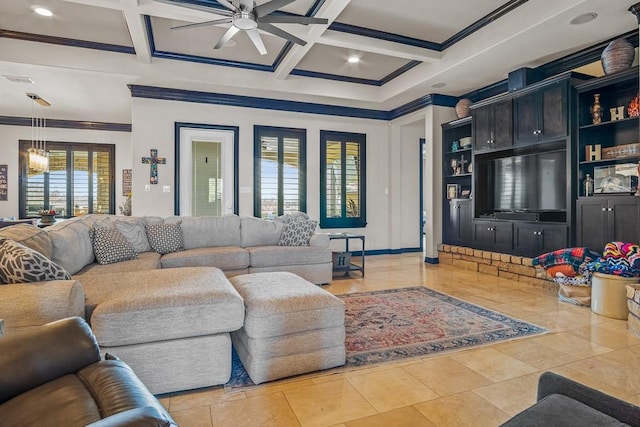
254, 126, 306, 219
19, 141, 115, 218
320, 130, 366, 228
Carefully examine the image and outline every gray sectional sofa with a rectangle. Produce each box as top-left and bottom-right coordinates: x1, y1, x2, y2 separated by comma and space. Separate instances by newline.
0, 213, 333, 394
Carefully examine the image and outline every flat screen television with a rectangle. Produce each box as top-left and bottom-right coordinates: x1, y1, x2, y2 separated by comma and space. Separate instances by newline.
492, 150, 566, 212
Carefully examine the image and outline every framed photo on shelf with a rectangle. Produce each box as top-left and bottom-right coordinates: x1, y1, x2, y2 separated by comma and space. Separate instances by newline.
593, 163, 638, 193
446, 183, 459, 199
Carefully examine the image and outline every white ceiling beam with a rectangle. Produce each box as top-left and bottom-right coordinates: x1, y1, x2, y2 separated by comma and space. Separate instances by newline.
317, 30, 442, 63
59, 0, 123, 10
273, 0, 352, 80
121, 0, 152, 64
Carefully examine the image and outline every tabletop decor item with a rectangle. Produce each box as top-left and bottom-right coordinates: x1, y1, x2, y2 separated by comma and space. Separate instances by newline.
629, 93, 640, 117
590, 93, 603, 124
38, 208, 56, 225
455, 98, 472, 119
601, 38, 635, 75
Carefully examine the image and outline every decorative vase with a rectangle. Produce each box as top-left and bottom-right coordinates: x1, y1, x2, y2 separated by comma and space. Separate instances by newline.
40, 214, 56, 225
601, 38, 635, 75
590, 94, 603, 124
629, 93, 640, 118
583, 174, 594, 197
455, 98, 472, 119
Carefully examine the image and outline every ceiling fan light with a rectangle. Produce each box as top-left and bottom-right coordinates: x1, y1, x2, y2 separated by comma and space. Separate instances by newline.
34, 7, 53, 17
233, 11, 257, 30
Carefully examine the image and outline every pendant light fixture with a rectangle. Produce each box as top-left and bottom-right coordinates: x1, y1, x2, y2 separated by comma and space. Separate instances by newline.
26, 93, 50, 173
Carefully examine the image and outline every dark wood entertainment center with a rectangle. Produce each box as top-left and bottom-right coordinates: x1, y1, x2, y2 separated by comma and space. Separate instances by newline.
442, 67, 640, 257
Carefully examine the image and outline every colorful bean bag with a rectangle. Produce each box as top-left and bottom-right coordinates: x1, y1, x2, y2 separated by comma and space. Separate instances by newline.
585, 242, 640, 278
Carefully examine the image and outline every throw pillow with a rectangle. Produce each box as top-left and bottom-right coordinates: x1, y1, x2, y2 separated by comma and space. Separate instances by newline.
92, 227, 137, 265
0, 238, 72, 284
145, 222, 184, 255
278, 216, 318, 246
115, 220, 152, 253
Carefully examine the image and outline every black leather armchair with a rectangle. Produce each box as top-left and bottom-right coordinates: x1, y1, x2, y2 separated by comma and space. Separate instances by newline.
501, 371, 640, 426
0, 317, 176, 426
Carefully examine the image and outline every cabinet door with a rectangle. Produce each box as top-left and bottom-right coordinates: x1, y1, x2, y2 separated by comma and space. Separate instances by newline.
610, 197, 640, 244
514, 92, 539, 144
473, 221, 494, 250
492, 99, 513, 149
539, 224, 568, 254
492, 222, 513, 253
513, 223, 540, 256
539, 84, 567, 141
458, 199, 473, 244
576, 198, 608, 251
473, 105, 493, 151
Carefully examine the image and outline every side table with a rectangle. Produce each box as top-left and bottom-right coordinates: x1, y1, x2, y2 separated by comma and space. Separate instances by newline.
326, 233, 365, 277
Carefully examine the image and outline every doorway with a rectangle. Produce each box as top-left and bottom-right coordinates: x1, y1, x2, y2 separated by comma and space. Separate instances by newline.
175, 123, 239, 216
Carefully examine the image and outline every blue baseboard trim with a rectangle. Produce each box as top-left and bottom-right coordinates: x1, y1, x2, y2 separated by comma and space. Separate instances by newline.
424, 257, 439, 264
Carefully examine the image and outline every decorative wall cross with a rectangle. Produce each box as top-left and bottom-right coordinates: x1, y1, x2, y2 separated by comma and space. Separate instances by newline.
142, 149, 166, 184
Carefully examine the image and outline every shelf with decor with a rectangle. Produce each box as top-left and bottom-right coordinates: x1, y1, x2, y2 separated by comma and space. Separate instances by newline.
575, 67, 639, 199
441, 117, 473, 245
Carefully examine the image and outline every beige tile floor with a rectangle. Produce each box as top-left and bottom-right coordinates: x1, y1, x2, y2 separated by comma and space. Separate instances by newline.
161, 253, 640, 426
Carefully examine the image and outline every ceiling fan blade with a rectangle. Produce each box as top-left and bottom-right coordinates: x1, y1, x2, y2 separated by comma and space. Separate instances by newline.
214, 25, 240, 49
216, 0, 239, 12
254, 0, 295, 17
257, 22, 306, 46
239, 0, 254, 12
246, 28, 267, 55
258, 15, 328, 25
154, 0, 234, 16
171, 18, 232, 30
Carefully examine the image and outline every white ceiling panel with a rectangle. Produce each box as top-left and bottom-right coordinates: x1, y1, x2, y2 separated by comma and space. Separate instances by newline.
0, 0, 133, 47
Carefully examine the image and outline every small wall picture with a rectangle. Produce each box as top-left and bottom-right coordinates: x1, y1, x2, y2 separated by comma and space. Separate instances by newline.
447, 184, 459, 199
593, 163, 637, 193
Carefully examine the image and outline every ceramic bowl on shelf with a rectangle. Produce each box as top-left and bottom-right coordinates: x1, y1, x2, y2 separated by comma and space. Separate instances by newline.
459, 137, 472, 148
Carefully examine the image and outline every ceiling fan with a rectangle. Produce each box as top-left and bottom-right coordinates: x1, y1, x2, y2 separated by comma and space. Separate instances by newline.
157, 0, 328, 55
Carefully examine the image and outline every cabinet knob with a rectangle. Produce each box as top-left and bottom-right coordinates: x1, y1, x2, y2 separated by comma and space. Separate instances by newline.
602, 207, 607, 211
608, 207, 614, 212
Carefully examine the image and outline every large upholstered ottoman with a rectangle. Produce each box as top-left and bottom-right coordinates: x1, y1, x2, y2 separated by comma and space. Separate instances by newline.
229, 272, 345, 384
81, 266, 245, 394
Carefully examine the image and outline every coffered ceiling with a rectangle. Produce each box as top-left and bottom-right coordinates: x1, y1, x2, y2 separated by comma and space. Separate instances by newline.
0, 0, 637, 123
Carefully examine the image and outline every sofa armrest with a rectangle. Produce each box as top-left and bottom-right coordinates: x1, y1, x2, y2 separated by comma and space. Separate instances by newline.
86, 406, 177, 427
0, 280, 85, 334
310, 233, 329, 248
537, 371, 640, 427
0, 317, 101, 404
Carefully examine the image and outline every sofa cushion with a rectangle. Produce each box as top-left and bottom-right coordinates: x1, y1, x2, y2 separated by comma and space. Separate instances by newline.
166, 215, 241, 249
48, 218, 95, 275
160, 246, 250, 270
0, 224, 52, 259
0, 239, 72, 284
248, 245, 331, 267
114, 219, 152, 253
83, 267, 244, 346
240, 216, 283, 247
92, 228, 137, 265
278, 216, 318, 246
145, 223, 184, 255
75, 252, 161, 276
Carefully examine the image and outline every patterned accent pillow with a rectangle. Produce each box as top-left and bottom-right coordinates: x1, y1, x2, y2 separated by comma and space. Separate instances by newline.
115, 220, 152, 253
145, 222, 184, 255
277, 216, 318, 246
0, 238, 72, 284
92, 227, 137, 265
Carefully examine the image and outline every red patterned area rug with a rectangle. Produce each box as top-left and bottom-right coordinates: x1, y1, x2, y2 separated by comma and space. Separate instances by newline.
342, 286, 547, 366
225, 286, 546, 390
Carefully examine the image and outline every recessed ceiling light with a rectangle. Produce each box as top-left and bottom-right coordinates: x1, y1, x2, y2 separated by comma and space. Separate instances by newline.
223, 40, 237, 48
347, 55, 360, 64
33, 7, 53, 17
432, 82, 446, 88
570, 12, 597, 25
